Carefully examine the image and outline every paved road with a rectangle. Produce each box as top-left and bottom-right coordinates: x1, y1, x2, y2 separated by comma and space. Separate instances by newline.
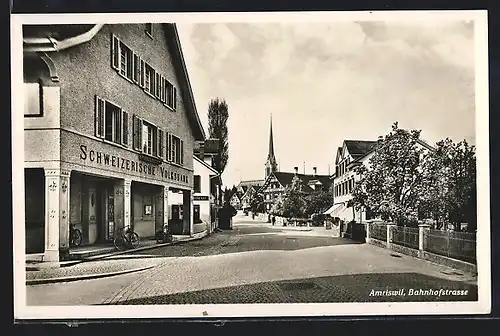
26, 216, 478, 306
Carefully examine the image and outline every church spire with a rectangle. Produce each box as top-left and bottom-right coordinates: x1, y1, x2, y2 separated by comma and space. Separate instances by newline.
265, 114, 278, 178
268, 114, 275, 159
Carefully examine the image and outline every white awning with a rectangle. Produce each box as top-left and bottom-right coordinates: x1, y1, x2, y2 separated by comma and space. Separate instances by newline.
323, 203, 344, 217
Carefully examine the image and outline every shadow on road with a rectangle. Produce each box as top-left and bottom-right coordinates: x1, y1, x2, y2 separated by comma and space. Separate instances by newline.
105, 272, 477, 305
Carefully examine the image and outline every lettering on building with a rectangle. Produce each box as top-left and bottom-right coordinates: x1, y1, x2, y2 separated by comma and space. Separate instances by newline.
79, 145, 189, 184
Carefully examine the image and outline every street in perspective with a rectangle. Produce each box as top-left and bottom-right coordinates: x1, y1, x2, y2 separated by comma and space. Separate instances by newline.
26, 214, 477, 306
16, 12, 487, 317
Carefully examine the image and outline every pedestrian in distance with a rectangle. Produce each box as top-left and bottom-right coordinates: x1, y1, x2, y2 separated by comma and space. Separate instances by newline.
272, 215, 276, 226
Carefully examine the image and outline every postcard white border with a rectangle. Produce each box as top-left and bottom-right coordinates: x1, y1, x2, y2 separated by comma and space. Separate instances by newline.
12, 10, 490, 319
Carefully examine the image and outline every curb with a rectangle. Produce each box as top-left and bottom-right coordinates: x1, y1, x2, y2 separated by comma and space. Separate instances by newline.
26, 264, 157, 285
26, 232, 210, 282
26, 260, 82, 271
81, 232, 208, 262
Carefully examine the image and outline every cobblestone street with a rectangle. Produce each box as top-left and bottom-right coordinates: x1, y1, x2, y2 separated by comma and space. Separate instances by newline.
26, 216, 478, 306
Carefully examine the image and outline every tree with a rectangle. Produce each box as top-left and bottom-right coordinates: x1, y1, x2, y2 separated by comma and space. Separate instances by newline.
282, 176, 308, 218
304, 188, 332, 218
249, 193, 265, 214
208, 98, 230, 205
352, 122, 427, 226
421, 138, 476, 231
270, 193, 284, 216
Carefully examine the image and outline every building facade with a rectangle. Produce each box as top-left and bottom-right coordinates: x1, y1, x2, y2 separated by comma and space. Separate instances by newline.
329, 138, 436, 223
236, 180, 264, 210
260, 168, 331, 213
194, 138, 222, 232
23, 23, 206, 261
193, 155, 219, 235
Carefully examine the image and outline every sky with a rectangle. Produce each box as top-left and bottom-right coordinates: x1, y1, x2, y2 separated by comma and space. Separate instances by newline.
176, 19, 476, 188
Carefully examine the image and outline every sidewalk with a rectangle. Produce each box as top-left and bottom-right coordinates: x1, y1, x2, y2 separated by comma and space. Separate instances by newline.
25, 230, 210, 285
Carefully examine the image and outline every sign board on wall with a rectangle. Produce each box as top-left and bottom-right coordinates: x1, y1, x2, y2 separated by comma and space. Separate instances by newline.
78, 144, 191, 186
194, 195, 209, 201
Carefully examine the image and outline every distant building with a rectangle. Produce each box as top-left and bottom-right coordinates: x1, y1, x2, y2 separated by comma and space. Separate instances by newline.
229, 192, 242, 210
236, 180, 264, 210
194, 138, 222, 232
260, 167, 331, 213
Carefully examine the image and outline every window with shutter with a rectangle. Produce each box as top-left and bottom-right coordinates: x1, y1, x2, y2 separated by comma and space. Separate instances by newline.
166, 132, 171, 161
111, 34, 120, 70
133, 115, 143, 151
173, 87, 177, 110
158, 129, 164, 158
139, 59, 145, 88
122, 111, 129, 146
155, 73, 161, 98
133, 54, 139, 83
180, 139, 184, 165
95, 96, 105, 138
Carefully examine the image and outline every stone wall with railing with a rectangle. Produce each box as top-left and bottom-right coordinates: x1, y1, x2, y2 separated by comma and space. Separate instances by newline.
365, 220, 477, 274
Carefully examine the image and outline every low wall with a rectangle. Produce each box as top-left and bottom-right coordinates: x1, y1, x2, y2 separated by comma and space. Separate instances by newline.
368, 238, 477, 274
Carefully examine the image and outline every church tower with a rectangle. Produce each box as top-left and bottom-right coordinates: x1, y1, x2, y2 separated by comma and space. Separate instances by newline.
265, 115, 278, 178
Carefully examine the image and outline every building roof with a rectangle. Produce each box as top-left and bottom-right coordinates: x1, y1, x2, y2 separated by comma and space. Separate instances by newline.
22, 23, 206, 141
260, 171, 331, 194
344, 140, 379, 159
238, 179, 265, 188
193, 155, 219, 175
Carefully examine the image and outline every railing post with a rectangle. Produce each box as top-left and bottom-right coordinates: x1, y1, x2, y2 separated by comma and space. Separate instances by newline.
418, 223, 430, 258
386, 224, 392, 248
365, 221, 371, 243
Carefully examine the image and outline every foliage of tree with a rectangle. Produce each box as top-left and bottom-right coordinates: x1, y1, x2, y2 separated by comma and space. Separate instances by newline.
281, 176, 308, 218
420, 138, 476, 231
352, 122, 477, 231
208, 98, 230, 205
303, 188, 332, 218
208, 98, 230, 174
352, 122, 426, 226
249, 192, 265, 214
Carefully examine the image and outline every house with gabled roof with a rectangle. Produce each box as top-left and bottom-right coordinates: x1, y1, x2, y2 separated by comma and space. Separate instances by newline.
325, 136, 436, 223
22, 23, 205, 261
259, 167, 331, 213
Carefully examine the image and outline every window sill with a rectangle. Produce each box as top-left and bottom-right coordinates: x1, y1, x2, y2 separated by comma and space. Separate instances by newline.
138, 153, 163, 165
164, 103, 176, 112
97, 137, 129, 150
116, 70, 135, 84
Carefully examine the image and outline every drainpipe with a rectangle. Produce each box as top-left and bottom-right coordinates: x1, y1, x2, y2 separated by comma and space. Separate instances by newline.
23, 24, 104, 53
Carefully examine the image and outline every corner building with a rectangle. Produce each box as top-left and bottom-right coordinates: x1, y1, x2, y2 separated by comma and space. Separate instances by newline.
23, 24, 206, 262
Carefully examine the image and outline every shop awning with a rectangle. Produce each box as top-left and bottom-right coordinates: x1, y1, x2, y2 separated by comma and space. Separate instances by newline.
323, 203, 344, 217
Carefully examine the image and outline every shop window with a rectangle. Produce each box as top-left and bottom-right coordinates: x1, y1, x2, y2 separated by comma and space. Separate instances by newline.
194, 205, 201, 223
143, 195, 153, 216
95, 96, 129, 146
193, 175, 201, 193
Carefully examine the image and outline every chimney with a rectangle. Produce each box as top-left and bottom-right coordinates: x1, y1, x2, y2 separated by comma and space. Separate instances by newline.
313, 167, 317, 176
294, 166, 298, 174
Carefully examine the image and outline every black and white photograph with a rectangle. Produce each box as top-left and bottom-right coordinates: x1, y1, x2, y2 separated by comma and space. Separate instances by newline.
12, 10, 490, 319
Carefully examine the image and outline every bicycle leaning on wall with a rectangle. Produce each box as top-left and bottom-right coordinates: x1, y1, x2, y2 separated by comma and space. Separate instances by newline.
155, 224, 173, 244
70, 223, 82, 247
113, 226, 140, 251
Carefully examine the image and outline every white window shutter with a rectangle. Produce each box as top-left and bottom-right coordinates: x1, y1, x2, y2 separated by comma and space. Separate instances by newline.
111, 34, 120, 70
